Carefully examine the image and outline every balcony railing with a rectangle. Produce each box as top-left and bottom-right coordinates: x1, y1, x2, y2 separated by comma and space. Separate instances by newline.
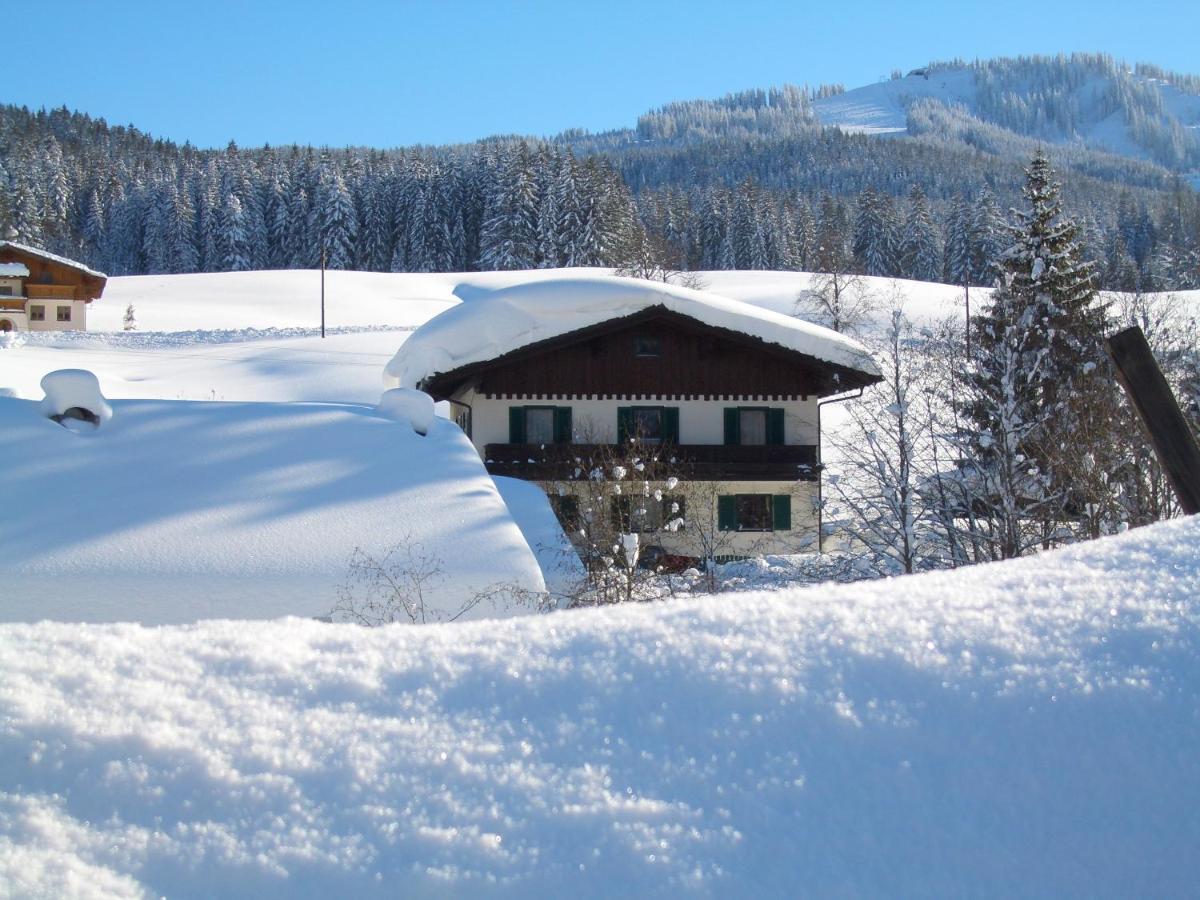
483, 442, 820, 482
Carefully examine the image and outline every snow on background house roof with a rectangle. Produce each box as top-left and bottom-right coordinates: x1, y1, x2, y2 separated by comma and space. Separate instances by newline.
1, 516, 1197, 896
0, 395, 545, 624
0, 240, 107, 280
0, 262, 30, 277
384, 275, 884, 390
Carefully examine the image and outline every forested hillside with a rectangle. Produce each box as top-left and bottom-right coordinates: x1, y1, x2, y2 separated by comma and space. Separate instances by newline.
1, 53, 1198, 289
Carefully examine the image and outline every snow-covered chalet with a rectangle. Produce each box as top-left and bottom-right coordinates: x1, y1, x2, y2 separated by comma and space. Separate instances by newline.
385, 276, 883, 557
0, 241, 107, 333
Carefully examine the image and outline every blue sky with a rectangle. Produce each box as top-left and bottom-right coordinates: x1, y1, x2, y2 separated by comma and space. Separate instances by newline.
8, 0, 1198, 149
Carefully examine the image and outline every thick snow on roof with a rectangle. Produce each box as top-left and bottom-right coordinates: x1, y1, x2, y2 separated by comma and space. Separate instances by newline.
0, 516, 1197, 896
0, 240, 107, 280
384, 276, 882, 390
0, 396, 544, 623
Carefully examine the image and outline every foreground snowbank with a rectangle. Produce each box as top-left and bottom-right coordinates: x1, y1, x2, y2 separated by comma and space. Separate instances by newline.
0, 396, 544, 623
2, 517, 1197, 897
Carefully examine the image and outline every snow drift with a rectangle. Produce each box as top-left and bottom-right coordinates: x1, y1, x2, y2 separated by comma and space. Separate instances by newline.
1, 516, 1198, 897
0, 396, 544, 623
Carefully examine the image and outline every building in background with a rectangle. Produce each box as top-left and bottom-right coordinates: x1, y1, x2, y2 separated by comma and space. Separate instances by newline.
0, 241, 107, 333
387, 277, 882, 558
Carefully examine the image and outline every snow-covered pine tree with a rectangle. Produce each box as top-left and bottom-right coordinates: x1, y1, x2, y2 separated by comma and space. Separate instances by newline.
218, 192, 252, 272
168, 183, 199, 273
313, 169, 359, 269
478, 143, 539, 270
968, 190, 1004, 286
962, 150, 1113, 550
899, 186, 942, 282
942, 194, 973, 286
852, 187, 898, 277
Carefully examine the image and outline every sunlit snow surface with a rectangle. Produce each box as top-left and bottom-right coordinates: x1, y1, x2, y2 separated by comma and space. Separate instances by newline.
0, 397, 545, 623
1, 516, 1198, 898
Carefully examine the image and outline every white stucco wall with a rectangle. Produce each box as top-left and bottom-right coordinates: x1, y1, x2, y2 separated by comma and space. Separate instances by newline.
25, 299, 87, 332
458, 390, 820, 449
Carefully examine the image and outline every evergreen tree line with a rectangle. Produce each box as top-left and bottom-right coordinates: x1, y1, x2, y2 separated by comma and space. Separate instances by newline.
0, 109, 643, 276
2, 72, 1199, 291
636, 178, 1200, 290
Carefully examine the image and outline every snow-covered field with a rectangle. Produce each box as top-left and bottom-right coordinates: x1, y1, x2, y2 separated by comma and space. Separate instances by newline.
1, 516, 1197, 897
2, 268, 1199, 895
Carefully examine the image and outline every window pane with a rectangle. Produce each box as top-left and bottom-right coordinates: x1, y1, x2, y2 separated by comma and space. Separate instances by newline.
736, 494, 773, 531
634, 336, 661, 357
740, 409, 767, 445
525, 408, 555, 444
633, 408, 662, 442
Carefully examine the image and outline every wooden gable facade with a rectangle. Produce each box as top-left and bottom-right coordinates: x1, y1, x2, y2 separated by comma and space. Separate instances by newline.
0, 243, 106, 304
421, 306, 878, 401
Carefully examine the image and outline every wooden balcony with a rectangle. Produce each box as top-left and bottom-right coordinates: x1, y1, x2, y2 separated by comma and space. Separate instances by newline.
0, 300, 24, 311
25, 284, 76, 301
483, 443, 820, 482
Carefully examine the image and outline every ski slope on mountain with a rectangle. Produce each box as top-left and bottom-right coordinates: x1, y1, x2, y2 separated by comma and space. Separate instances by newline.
1, 516, 1197, 897
813, 68, 977, 135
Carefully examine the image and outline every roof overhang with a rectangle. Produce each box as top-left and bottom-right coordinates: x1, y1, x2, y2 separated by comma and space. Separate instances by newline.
420, 305, 883, 400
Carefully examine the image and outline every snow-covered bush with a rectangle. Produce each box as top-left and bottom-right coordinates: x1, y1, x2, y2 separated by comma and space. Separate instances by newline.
378, 387, 435, 436
39, 369, 112, 427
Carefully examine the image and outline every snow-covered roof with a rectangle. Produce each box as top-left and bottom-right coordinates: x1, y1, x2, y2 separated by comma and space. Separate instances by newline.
0, 240, 107, 280
0, 262, 29, 277
384, 276, 882, 391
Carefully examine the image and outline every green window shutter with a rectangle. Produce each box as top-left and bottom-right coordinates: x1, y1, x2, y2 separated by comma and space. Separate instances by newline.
723, 407, 740, 445
554, 407, 573, 444
768, 408, 785, 445
772, 494, 792, 531
617, 407, 633, 444
718, 495, 737, 531
508, 406, 526, 443
663, 407, 680, 444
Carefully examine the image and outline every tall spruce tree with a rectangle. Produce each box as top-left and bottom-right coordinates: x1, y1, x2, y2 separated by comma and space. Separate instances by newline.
963, 150, 1113, 552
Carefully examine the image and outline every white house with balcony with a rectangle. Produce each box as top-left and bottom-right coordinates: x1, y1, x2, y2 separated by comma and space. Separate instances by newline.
385, 276, 883, 559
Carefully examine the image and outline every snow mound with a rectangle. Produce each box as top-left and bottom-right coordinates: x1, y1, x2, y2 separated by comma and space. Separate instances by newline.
494, 475, 586, 599
39, 368, 112, 426
385, 275, 882, 390
377, 387, 435, 435
0, 396, 544, 623
1, 517, 1197, 896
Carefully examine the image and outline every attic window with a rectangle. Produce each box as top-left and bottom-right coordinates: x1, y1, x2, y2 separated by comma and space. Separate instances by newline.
634, 335, 661, 358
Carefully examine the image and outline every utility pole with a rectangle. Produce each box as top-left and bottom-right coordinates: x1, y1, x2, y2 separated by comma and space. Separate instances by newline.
963, 276, 971, 359
320, 242, 326, 339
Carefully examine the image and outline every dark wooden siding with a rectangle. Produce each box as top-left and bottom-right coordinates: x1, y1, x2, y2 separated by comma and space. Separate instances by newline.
472, 313, 827, 398
0, 247, 106, 302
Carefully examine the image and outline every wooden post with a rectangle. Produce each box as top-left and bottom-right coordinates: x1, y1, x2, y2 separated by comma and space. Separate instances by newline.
1105, 326, 1200, 515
